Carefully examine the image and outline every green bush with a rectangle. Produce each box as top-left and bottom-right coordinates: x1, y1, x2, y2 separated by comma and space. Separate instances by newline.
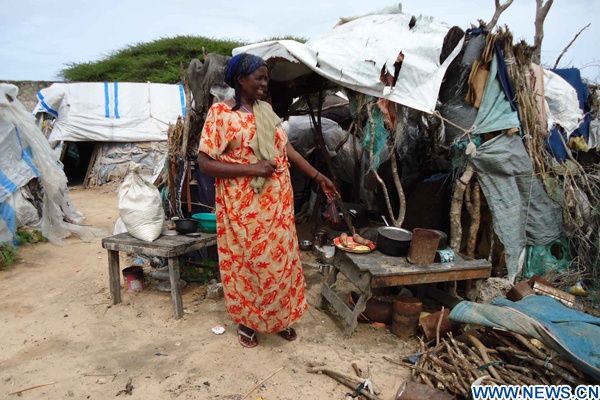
0, 243, 17, 270
59, 35, 307, 84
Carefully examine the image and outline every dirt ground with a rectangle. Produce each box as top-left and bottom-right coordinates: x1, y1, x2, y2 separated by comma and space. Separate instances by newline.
0, 187, 413, 399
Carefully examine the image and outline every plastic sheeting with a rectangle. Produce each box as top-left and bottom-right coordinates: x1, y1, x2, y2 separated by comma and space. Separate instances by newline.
0, 122, 38, 203
34, 82, 185, 145
233, 12, 464, 113
282, 116, 362, 183
470, 133, 564, 281
450, 296, 600, 381
471, 53, 520, 135
1, 83, 105, 245
544, 69, 583, 137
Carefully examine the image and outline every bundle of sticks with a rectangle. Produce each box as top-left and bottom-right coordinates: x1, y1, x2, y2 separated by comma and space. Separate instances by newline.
167, 116, 185, 155
385, 328, 595, 398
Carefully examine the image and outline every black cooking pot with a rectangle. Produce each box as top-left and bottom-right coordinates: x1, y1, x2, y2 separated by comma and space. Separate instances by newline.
327, 203, 368, 231
376, 226, 413, 257
174, 218, 198, 235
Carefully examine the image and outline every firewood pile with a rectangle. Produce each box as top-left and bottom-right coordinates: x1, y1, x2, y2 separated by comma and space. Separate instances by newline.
385, 328, 596, 398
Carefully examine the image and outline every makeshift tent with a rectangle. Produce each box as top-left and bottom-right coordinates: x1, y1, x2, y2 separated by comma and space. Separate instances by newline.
233, 10, 464, 113
0, 83, 104, 245
33, 82, 185, 185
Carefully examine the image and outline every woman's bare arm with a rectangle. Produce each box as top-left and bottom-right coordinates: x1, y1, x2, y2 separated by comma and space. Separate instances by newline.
286, 142, 339, 201
197, 151, 276, 179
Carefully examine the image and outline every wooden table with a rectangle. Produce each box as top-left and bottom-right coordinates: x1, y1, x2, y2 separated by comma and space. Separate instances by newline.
102, 232, 217, 319
316, 250, 491, 336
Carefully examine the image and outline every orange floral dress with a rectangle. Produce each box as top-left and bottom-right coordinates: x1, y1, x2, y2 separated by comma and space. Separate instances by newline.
198, 102, 307, 334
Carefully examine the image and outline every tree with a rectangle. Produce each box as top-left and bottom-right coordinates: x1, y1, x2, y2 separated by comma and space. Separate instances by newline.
533, 0, 554, 65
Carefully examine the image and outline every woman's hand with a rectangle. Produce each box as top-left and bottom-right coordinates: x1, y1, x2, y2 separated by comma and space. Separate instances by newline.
316, 174, 340, 201
252, 160, 277, 178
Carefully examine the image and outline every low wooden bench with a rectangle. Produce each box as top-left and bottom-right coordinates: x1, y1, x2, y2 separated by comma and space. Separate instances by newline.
316, 250, 491, 336
102, 233, 217, 319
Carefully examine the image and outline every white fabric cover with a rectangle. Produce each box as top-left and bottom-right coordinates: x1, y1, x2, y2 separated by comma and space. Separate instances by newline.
543, 69, 584, 137
234, 13, 464, 113
34, 82, 185, 145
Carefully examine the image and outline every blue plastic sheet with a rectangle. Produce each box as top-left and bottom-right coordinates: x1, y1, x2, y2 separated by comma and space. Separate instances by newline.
450, 296, 600, 380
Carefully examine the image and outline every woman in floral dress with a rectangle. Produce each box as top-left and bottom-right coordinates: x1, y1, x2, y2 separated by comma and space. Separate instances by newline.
197, 54, 338, 348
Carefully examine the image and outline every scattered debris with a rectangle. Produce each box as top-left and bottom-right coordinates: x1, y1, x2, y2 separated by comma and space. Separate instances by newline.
242, 366, 284, 400
206, 282, 224, 300
8, 382, 57, 396
116, 377, 134, 396
212, 325, 225, 335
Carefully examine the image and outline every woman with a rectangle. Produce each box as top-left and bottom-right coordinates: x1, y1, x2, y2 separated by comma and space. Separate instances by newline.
198, 53, 339, 348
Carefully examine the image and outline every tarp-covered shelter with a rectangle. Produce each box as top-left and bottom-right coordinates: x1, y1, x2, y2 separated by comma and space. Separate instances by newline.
0, 83, 104, 245
33, 82, 186, 185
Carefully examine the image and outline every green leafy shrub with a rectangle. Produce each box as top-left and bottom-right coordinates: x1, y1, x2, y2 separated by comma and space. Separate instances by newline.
59, 35, 307, 83
0, 243, 18, 270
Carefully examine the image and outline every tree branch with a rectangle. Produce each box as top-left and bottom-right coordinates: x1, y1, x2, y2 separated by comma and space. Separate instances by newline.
554, 23, 591, 68
533, 0, 555, 64
485, 0, 515, 31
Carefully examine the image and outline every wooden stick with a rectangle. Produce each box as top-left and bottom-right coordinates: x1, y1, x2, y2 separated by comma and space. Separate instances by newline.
366, 102, 403, 228
465, 334, 504, 383
554, 23, 590, 68
507, 332, 582, 377
304, 91, 353, 232
383, 357, 454, 388
436, 306, 445, 347
496, 347, 584, 386
307, 367, 383, 400
242, 366, 284, 399
450, 164, 474, 252
9, 382, 57, 396
179, 62, 193, 156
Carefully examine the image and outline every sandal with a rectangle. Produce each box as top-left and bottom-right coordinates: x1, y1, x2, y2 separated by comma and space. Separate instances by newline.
237, 325, 258, 348
278, 327, 298, 341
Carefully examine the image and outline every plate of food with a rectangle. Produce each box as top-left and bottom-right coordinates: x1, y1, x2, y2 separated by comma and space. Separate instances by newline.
334, 230, 375, 253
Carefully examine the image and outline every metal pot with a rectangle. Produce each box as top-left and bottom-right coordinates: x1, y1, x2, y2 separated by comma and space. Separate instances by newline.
299, 240, 313, 251
173, 218, 198, 235
376, 227, 412, 257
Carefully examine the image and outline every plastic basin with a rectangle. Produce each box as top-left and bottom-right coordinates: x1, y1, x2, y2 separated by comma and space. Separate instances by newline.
192, 213, 217, 233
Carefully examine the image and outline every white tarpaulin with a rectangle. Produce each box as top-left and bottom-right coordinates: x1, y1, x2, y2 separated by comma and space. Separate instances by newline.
34, 82, 185, 145
233, 12, 464, 113
543, 69, 583, 137
1, 83, 105, 245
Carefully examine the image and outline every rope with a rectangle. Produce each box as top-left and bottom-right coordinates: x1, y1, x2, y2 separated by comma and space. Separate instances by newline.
477, 361, 506, 371
432, 110, 477, 144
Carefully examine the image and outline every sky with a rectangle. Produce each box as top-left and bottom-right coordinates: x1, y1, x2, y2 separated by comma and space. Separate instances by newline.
1, 0, 599, 82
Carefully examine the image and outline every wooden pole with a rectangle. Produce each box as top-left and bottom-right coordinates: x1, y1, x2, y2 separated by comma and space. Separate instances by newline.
305, 90, 354, 232
179, 62, 193, 157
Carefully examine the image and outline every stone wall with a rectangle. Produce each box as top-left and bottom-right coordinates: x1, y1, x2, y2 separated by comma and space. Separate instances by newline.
1, 80, 58, 112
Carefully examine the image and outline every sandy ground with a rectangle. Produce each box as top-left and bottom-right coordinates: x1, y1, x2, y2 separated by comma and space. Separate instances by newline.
0, 187, 413, 400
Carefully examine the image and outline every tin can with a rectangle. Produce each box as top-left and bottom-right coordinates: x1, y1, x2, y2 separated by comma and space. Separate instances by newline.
435, 249, 455, 263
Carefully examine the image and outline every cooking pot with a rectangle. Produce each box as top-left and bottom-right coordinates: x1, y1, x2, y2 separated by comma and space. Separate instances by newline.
173, 218, 198, 235
376, 226, 412, 257
327, 203, 368, 231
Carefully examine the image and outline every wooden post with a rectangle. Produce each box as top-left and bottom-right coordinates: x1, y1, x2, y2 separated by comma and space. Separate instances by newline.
304, 89, 354, 232
108, 250, 121, 304
179, 62, 193, 156
168, 256, 184, 319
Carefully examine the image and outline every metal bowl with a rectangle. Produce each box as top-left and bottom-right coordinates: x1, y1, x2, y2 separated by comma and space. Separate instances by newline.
299, 240, 313, 251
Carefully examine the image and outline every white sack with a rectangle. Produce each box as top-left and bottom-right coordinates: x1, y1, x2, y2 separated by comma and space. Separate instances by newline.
113, 217, 128, 235
118, 165, 164, 242
543, 69, 583, 136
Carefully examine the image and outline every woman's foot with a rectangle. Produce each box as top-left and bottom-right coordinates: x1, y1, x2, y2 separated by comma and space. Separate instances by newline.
237, 324, 258, 348
278, 327, 298, 341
